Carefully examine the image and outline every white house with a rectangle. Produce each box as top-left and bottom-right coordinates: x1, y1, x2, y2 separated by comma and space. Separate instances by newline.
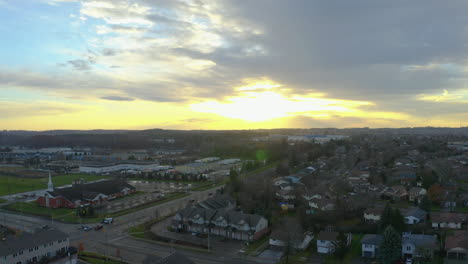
408, 187, 427, 203
361, 234, 383, 258
402, 207, 427, 225
431, 212, 467, 229
364, 207, 383, 222
269, 231, 314, 251
316, 231, 351, 254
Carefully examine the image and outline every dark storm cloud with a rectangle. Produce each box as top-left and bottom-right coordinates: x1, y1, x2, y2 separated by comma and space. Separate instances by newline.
202, 0, 468, 100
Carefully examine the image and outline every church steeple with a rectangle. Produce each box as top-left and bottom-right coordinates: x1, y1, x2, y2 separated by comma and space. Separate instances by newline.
47, 171, 54, 191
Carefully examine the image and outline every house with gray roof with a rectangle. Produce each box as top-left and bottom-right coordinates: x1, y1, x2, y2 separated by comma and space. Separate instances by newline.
316, 231, 351, 254
402, 207, 427, 225
361, 234, 383, 258
0, 229, 69, 264
402, 234, 438, 259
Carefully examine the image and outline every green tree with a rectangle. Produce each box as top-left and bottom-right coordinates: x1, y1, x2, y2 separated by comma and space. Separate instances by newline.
391, 208, 405, 233
333, 232, 349, 262
419, 195, 432, 212
378, 226, 402, 264
380, 203, 393, 230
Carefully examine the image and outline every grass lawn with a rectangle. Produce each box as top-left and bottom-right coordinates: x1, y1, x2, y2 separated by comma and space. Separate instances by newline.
3, 192, 189, 223
245, 236, 269, 255
0, 198, 7, 204
190, 181, 226, 191
0, 174, 109, 196
78, 252, 126, 264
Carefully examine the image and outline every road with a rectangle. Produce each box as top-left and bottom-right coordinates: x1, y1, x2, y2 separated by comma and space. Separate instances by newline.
0, 184, 263, 264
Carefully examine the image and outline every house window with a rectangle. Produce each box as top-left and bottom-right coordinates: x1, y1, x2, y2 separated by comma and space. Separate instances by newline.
407, 246, 411, 250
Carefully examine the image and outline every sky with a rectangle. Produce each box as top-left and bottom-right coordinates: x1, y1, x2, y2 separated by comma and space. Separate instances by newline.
1, 0, 468, 130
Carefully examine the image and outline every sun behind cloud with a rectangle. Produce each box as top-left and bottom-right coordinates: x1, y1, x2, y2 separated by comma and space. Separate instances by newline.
191, 79, 378, 122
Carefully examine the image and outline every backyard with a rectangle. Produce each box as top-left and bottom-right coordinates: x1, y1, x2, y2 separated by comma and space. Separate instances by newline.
0, 174, 110, 196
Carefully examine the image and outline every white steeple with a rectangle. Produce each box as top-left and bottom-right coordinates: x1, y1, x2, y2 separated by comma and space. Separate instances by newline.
47, 171, 54, 191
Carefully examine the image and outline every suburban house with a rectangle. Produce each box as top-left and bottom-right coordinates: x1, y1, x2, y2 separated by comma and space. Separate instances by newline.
402, 234, 438, 259
402, 207, 427, 225
431, 212, 467, 229
408, 187, 427, 203
302, 191, 322, 201
279, 183, 293, 191
172, 205, 268, 241
393, 170, 417, 184
316, 231, 351, 254
442, 191, 458, 209
445, 230, 468, 261
361, 234, 383, 258
273, 177, 290, 186
364, 207, 384, 222
276, 189, 296, 201
384, 185, 408, 201
269, 230, 314, 251
0, 229, 70, 264
36, 179, 136, 208
309, 198, 335, 211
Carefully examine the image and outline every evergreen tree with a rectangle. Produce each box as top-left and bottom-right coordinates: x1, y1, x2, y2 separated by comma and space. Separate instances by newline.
391, 208, 405, 233
379, 226, 402, 264
333, 232, 349, 261
419, 195, 432, 212
380, 203, 393, 230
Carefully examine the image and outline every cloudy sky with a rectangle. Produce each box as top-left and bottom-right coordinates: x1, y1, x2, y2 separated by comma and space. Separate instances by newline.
1, 0, 468, 130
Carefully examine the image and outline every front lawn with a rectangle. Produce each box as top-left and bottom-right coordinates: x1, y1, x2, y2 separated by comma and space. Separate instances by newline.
245, 236, 269, 255
78, 252, 126, 264
0, 174, 109, 196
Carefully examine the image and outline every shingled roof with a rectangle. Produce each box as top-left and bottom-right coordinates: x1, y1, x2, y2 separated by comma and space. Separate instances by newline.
445, 230, 468, 250
361, 234, 383, 245
0, 229, 68, 257
431, 212, 467, 223
47, 179, 135, 203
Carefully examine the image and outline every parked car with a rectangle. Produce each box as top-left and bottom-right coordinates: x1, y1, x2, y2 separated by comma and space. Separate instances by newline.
94, 225, 103, 230
41, 225, 53, 230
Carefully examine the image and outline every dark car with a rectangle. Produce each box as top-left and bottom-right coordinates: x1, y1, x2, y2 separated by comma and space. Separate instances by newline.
94, 225, 103, 230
